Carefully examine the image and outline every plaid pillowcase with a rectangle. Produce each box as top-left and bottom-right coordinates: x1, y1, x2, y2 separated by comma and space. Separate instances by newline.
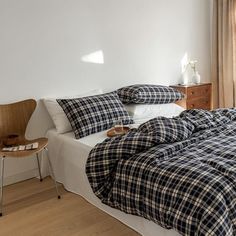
57, 92, 134, 139
117, 84, 184, 104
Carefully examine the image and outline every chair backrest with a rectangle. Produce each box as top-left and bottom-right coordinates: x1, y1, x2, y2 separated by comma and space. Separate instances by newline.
0, 99, 37, 139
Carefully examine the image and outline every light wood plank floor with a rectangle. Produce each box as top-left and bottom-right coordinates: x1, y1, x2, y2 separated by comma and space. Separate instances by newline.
0, 177, 139, 236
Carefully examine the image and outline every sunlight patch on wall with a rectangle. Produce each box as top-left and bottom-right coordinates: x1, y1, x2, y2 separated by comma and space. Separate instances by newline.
81, 50, 104, 64
181, 52, 189, 73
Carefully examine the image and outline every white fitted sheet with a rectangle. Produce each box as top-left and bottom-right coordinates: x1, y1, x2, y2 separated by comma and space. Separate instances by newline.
47, 128, 180, 236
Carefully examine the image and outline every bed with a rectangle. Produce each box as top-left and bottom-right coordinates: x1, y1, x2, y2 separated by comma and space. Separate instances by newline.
44, 85, 236, 235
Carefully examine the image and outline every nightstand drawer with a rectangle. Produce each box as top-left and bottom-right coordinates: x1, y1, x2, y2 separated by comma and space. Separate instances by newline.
187, 85, 211, 99
187, 97, 211, 110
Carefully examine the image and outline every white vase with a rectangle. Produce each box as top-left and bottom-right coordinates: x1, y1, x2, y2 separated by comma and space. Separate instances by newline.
192, 71, 201, 84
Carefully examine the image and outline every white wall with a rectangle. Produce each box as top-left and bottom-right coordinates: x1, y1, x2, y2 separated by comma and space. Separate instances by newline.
0, 0, 211, 184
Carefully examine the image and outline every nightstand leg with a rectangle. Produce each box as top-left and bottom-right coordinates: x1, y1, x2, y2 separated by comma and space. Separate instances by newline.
0, 157, 5, 216
45, 148, 61, 199
36, 153, 43, 182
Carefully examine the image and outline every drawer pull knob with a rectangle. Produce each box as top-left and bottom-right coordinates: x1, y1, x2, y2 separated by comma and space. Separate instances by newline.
191, 92, 194, 95
190, 104, 194, 108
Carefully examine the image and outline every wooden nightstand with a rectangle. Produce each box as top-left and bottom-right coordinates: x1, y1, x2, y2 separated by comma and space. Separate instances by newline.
170, 83, 212, 110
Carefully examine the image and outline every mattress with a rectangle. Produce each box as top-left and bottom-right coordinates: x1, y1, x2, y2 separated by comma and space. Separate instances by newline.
47, 127, 180, 236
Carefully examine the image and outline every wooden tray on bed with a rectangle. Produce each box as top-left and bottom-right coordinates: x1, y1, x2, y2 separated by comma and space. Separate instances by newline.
107, 127, 130, 137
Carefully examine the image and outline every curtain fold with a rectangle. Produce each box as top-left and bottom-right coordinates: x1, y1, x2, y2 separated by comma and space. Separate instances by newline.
212, 0, 236, 108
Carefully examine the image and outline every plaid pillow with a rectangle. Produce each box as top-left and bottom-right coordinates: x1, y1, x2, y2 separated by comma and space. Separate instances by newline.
117, 84, 184, 104
57, 92, 134, 139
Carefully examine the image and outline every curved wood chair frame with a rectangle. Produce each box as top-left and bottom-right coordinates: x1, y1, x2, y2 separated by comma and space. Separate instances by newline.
0, 99, 60, 216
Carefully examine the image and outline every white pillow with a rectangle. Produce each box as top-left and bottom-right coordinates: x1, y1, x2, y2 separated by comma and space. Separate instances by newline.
44, 89, 103, 134
124, 103, 185, 124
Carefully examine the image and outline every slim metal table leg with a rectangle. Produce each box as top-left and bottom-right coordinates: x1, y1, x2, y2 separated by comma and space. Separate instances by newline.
0, 157, 5, 216
36, 153, 43, 182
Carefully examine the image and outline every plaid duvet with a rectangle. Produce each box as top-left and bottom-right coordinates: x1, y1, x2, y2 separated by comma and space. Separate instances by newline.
86, 109, 236, 236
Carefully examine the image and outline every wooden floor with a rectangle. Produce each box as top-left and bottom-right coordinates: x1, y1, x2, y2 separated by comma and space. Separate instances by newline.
0, 177, 139, 236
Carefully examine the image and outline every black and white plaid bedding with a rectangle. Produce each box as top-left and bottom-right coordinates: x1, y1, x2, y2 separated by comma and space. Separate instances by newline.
117, 84, 184, 104
86, 108, 236, 236
57, 92, 133, 139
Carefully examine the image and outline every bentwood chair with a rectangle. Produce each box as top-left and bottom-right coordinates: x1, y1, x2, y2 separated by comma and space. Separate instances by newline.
0, 99, 60, 216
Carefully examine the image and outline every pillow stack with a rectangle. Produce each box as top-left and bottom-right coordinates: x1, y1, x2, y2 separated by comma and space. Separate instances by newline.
116, 84, 185, 123
44, 84, 184, 140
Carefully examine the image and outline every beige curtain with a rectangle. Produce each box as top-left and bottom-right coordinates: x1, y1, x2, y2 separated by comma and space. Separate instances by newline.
212, 0, 236, 108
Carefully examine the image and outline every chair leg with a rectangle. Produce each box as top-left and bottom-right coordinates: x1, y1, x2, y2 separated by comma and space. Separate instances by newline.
45, 148, 61, 199
0, 157, 5, 217
36, 153, 43, 182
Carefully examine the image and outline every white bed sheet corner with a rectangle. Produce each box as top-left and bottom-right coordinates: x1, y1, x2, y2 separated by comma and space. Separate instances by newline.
46, 129, 180, 236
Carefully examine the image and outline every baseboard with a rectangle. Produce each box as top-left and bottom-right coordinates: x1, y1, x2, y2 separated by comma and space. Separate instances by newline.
3, 169, 39, 186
